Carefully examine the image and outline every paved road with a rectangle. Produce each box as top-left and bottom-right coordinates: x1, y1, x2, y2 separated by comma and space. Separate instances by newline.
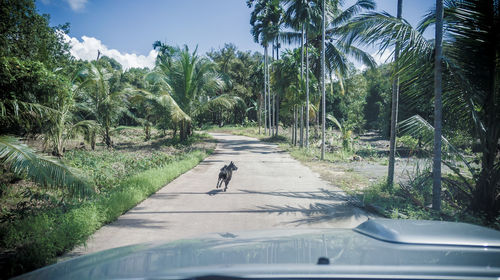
67, 133, 371, 258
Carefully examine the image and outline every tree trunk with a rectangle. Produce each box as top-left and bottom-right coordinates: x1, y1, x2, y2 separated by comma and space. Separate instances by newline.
272, 94, 275, 136
300, 106, 304, 147
293, 105, 298, 146
276, 42, 280, 137
387, 0, 403, 189
321, 0, 326, 160
305, 31, 310, 148
432, 0, 443, 211
104, 125, 112, 148
258, 93, 262, 134
144, 124, 151, 141
267, 46, 272, 137
300, 24, 305, 147
264, 45, 268, 136
276, 95, 280, 136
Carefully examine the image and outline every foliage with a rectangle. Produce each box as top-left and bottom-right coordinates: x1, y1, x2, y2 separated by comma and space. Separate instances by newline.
342, 0, 500, 215
207, 44, 264, 125
0, 149, 210, 278
0, 0, 71, 70
0, 136, 92, 198
79, 60, 128, 148
326, 114, 352, 151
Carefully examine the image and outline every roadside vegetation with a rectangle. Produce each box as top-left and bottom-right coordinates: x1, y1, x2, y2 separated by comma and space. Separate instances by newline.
1, 0, 499, 277
0, 127, 214, 277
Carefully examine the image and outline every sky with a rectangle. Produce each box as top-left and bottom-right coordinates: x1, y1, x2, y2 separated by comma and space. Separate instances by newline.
36, 0, 436, 69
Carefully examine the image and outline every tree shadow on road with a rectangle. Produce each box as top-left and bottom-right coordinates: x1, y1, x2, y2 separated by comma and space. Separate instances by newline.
108, 218, 168, 229
256, 203, 367, 226
239, 189, 350, 202
239, 188, 367, 226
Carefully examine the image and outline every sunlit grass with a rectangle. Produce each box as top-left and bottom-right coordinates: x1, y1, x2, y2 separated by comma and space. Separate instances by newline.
1, 149, 211, 277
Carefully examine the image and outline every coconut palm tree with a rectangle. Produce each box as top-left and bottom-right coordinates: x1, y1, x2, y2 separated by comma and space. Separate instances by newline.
248, 0, 283, 137
0, 99, 91, 197
280, 0, 375, 152
342, 0, 500, 215
281, 0, 315, 145
152, 43, 237, 140
79, 61, 127, 148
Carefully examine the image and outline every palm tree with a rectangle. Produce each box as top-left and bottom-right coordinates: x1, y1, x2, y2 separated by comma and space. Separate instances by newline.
280, 0, 375, 151
152, 43, 236, 140
248, 0, 282, 137
80, 61, 127, 148
44, 68, 97, 156
281, 0, 314, 145
0, 99, 91, 197
387, 0, 403, 190
309, 0, 376, 158
342, 0, 500, 215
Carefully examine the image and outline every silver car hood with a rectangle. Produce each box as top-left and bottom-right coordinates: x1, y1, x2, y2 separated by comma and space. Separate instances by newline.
15, 219, 500, 279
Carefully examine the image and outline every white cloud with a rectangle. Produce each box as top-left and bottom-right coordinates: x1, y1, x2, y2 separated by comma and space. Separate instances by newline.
65, 0, 88, 11
63, 34, 157, 70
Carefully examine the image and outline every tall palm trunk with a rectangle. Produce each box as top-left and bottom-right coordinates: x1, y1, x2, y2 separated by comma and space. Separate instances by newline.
300, 24, 305, 147
272, 93, 275, 136
268, 46, 272, 137
259, 92, 262, 134
387, 0, 403, 189
275, 43, 280, 136
321, 0, 326, 160
432, 0, 443, 211
271, 43, 275, 136
264, 45, 268, 135
305, 31, 310, 148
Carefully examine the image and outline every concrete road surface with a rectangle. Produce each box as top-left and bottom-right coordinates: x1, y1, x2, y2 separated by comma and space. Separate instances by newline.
67, 133, 372, 258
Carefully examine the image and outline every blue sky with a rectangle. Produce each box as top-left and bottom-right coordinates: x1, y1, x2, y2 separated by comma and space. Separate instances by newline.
36, 0, 436, 69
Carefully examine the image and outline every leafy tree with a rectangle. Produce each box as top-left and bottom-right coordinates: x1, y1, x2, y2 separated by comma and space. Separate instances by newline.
343, 0, 500, 215
0, 0, 71, 70
207, 44, 264, 125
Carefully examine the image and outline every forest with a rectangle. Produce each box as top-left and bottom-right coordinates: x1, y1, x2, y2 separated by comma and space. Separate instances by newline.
0, 0, 499, 278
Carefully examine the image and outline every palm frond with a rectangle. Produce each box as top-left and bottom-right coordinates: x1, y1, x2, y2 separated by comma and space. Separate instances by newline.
326, 114, 342, 131
0, 136, 93, 197
398, 115, 475, 178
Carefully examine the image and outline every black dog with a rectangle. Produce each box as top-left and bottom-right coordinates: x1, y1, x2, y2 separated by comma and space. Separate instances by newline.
216, 161, 238, 192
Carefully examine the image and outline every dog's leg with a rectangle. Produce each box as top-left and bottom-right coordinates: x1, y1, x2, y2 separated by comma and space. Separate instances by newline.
223, 180, 229, 192
216, 178, 221, 188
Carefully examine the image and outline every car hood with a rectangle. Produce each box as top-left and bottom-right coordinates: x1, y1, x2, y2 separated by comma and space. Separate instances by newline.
16, 219, 500, 279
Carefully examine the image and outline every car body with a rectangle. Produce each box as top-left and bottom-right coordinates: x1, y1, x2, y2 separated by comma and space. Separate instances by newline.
15, 219, 500, 279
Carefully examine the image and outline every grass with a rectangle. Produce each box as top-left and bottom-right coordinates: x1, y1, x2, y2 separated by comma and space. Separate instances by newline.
0, 128, 214, 278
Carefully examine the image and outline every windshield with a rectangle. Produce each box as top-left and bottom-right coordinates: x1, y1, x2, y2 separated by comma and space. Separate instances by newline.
1, 0, 499, 279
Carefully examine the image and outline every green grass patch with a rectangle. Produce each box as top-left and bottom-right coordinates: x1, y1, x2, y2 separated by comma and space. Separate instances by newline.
0, 149, 211, 278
